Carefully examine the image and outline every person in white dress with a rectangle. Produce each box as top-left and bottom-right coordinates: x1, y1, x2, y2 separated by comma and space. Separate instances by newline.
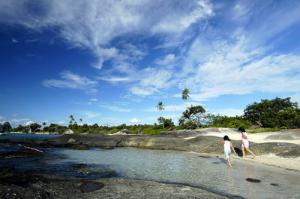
223, 135, 237, 167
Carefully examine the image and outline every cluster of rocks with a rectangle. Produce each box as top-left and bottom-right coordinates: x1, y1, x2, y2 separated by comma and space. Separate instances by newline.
1, 132, 300, 158
0, 167, 232, 199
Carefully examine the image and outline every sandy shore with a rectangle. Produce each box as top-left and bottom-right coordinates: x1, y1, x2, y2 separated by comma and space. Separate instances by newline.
190, 128, 300, 171
198, 128, 300, 144
244, 154, 300, 171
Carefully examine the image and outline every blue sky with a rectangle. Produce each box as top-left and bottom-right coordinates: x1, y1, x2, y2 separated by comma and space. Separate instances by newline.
0, 0, 300, 126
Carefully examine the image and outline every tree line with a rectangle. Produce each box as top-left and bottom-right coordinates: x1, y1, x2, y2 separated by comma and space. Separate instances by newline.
2, 96, 300, 134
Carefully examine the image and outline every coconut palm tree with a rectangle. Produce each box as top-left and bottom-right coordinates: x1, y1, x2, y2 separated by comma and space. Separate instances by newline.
69, 115, 75, 125
157, 101, 164, 111
182, 88, 190, 100
157, 101, 165, 128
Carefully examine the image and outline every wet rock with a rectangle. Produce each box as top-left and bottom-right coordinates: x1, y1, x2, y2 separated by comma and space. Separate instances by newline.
76, 166, 117, 178
0, 167, 16, 179
0, 149, 43, 159
246, 178, 261, 183
79, 181, 105, 193
72, 163, 88, 169
70, 144, 89, 150
0, 184, 52, 199
64, 129, 74, 134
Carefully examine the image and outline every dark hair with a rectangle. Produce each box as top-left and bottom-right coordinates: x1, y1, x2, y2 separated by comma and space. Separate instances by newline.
238, 127, 246, 132
223, 135, 231, 141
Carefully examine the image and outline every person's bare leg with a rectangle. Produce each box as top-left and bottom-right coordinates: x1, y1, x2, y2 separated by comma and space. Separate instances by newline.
246, 148, 256, 159
242, 147, 246, 159
227, 159, 232, 167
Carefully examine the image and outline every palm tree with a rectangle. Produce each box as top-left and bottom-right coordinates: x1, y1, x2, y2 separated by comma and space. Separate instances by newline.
157, 101, 164, 111
157, 101, 165, 128
79, 118, 83, 125
182, 88, 190, 100
69, 115, 75, 125
42, 122, 47, 132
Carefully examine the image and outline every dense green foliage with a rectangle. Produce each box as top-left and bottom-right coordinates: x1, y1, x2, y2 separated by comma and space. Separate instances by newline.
207, 115, 252, 128
179, 105, 206, 128
9, 97, 300, 134
244, 97, 300, 128
157, 117, 175, 129
0, 122, 12, 132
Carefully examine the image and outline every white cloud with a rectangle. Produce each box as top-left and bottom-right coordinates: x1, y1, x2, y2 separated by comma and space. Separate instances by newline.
43, 71, 97, 93
25, 120, 34, 126
90, 98, 98, 102
151, 0, 213, 34
79, 111, 101, 119
155, 54, 176, 65
129, 118, 140, 123
182, 36, 300, 101
0, 0, 213, 70
98, 76, 133, 83
9, 118, 33, 126
99, 105, 131, 113
11, 38, 18, 43
130, 68, 174, 96
210, 108, 244, 117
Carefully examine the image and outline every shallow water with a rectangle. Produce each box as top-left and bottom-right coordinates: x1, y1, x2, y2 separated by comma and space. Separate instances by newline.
0, 133, 60, 140
1, 142, 299, 199
48, 147, 300, 199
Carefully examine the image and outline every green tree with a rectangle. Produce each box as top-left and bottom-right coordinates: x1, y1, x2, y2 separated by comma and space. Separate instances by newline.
157, 117, 175, 129
208, 115, 251, 128
182, 88, 190, 100
30, 123, 42, 133
0, 122, 12, 132
156, 101, 165, 128
69, 115, 76, 126
180, 105, 206, 128
244, 97, 300, 128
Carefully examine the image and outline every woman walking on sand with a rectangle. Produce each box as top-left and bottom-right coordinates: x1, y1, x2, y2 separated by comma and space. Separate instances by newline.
239, 127, 256, 159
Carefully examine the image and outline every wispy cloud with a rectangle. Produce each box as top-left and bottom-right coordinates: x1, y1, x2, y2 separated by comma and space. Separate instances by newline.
99, 105, 131, 113
155, 54, 176, 65
79, 111, 101, 119
183, 36, 300, 101
0, 0, 213, 70
42, 71, 97, 93
129, 118, 140, 124
130, 67, 175, 96
210, 108, 244, 117
11, 38, 18, 43
98, 76, 133, 83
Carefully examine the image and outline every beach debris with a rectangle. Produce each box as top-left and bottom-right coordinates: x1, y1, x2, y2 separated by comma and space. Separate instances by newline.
23, 146, 44, 153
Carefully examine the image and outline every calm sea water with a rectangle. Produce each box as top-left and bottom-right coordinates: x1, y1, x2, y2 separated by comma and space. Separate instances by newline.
49, 147, 300, 199
0, 133, 60, 140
